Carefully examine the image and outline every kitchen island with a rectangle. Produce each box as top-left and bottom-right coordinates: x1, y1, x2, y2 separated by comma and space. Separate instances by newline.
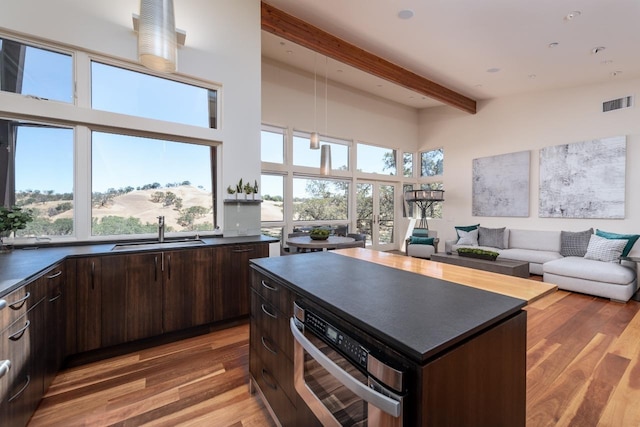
250, 250, 528, 426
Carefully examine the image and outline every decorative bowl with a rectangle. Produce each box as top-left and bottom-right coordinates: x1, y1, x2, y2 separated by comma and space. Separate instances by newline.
309, 228, 331, 240
310, 234, 329, 241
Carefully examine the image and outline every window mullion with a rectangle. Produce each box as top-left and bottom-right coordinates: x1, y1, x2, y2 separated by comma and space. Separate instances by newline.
74, 126, 91, 240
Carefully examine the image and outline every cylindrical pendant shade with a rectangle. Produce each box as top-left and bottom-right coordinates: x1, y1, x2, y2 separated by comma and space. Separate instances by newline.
138, 0, 177, 73
310, 132, 320, 149
320, 144, 332, 175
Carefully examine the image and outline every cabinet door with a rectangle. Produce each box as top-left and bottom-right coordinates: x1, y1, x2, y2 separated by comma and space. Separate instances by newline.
43, 264, 65, 391
100, 255, 128, 347
125, 252, 163, 342
214, 243, 269, 322
163, 248, 213, 333
76, 257, 102, 353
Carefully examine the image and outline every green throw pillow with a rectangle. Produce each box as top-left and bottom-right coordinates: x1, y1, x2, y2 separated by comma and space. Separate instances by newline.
455, 224, 480, 240
595, 229, 640, 257
409, 236, 434, 245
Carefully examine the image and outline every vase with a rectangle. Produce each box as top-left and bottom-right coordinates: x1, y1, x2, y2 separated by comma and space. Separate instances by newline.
0, 231, 12, 253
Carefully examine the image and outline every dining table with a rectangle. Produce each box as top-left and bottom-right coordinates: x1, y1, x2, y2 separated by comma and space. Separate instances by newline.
286, 235, 356, 252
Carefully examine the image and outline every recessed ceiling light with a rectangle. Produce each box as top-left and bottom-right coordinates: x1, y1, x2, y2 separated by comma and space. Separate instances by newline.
286, 50, 293, 54
610, 70, 623, 77
601, 59, 613, 65
279, 41, 285, 46
398, 9, 414, 19
548, 42, 559, 48
486, 68, 501, 73
336, 69, 343, 73
591, 46, 606, 54
528, 74, 537, 79
564, 10, 581, 21
474, 84, 483, 88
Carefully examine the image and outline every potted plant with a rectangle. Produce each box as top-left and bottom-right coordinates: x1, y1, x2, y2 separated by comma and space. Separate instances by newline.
0, 205, 33, 252
243, 182, 254, 199
226, 185, 237, 200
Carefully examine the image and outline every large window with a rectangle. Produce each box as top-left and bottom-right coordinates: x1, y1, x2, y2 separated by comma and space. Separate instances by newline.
5, 120, 74, 237
293, 133, 349, 170
0, 38, 73, 103
403, 152, 413, 177
421, 148, 444, 177
356, 143, 396, 175
292, 177, 349, 221
0, 33, 222, 242
91, 132, 214, 235
91, 61, 218, 128
261, 174, 284, 222
261, 128, 285, 164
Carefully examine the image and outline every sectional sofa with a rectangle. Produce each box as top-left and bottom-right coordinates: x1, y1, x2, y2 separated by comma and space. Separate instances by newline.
445, 226, 639, 302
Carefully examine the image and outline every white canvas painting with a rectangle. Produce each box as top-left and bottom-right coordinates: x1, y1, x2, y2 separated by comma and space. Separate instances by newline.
472, 151, 530, 217
539, 136, 626, 218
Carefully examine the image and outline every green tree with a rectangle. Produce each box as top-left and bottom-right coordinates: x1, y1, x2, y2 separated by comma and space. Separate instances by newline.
421, 148, 444, 177
92, 216, 157, 235
177, 206, 210, 230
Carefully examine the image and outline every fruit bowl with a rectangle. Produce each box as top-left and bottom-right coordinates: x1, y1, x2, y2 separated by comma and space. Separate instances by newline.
309, 229, 330, 240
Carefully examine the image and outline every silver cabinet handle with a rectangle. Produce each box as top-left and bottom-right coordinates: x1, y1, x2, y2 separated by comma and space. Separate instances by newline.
9, 320, 30, 341
261, 303, 277, 319
0, 299, 6, 311
47, 270, 62, 279
232, 247, 254, 253
49, 291, 63, 303
261, 279, 278, 292
261, 336, 278, 355
8, 375, 30, 403
290, 318, 401, 418
9, 292, 30, 310
0, 360, 10, 379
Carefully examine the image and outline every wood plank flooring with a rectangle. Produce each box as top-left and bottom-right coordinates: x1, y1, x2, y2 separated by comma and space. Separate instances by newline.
29, 291, 640, 426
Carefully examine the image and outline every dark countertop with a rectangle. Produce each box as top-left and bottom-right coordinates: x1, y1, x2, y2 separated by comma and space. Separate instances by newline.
251, 251, 526, 364
0, 235, 277, 298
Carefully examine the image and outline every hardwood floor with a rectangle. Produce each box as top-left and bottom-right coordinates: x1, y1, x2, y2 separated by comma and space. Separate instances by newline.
29, 290, 640, 426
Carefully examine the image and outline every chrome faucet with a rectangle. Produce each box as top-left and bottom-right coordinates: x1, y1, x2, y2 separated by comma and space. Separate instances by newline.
157, 216, 165, 242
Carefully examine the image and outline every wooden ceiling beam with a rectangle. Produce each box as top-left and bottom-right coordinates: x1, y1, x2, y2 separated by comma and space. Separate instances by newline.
261, 1, 476, 114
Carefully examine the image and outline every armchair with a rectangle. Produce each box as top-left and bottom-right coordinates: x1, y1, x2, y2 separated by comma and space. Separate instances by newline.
406, 229, 439, 259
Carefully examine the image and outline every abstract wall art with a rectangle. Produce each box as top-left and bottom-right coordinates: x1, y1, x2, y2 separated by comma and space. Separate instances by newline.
539, 136, 626, 218
472, 150, 530, 217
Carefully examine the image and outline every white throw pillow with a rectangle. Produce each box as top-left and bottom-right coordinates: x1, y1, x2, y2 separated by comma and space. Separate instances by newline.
584, 234, 627, 263
457, 228, 479, 246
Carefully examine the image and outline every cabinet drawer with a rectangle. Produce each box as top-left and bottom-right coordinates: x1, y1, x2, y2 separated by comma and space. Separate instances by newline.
249, 348, 297, 427
251, 291, 293, 361
251, 271, 292, 316
250, 319, 294, 402
0, 281, 43, 334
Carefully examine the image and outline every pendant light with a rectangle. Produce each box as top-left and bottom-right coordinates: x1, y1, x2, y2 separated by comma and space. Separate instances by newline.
310, 54, 320, 149
138, 0, 178, 73
320, 56, 332, 175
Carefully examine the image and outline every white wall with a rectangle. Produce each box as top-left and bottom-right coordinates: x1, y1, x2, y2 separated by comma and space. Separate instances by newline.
0, 0, 262, 232
262, 58, 418, 151
420, 77, 640, 243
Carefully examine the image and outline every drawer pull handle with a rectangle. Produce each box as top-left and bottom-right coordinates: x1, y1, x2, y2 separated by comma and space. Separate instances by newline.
261, 368, 278, 390
0, 360, 10, 379
261, 280, 278, 292
232, 248, 254, 253
9, 320, 30, 341
9, 292, 30, 310
49, 291, 63, 302
47, 270, 62, 279
8, 375, 30, 403
261, 304, 277, 319
261, 336, 278, 355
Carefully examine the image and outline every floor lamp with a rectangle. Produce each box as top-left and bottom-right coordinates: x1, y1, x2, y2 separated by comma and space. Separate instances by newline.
404, 190, 445, 230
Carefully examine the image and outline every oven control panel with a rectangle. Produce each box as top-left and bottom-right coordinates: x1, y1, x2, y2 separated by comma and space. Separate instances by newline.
305, 310, 369, 369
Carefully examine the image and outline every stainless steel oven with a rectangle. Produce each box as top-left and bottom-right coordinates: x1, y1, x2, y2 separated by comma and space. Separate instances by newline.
291, 301, 406, 426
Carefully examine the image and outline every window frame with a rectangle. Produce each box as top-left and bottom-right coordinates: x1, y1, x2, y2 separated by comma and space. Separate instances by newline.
0, 31, 223, 244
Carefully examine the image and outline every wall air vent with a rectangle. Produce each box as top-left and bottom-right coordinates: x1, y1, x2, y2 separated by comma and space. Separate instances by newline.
602, 96, 633, 112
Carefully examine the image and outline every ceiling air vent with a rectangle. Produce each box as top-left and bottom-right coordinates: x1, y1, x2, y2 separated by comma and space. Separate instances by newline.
602, 96, 633, 112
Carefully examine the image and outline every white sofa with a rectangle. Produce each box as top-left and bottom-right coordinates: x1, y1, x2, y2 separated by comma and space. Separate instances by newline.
406, 230, 438, 259
445, 228, 638, 302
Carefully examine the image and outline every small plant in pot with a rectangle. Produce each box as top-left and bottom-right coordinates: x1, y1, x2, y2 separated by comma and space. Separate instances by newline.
0, 205, 34, 252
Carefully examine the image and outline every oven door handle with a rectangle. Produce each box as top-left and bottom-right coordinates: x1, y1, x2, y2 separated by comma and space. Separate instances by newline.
290, 318, 402, 418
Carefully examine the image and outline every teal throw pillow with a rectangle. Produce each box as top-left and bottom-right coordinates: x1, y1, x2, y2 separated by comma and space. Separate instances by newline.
412, 228, 430, 237
409, 236, 434, 245
455, 224, 480, 241
595, 229, 640, 257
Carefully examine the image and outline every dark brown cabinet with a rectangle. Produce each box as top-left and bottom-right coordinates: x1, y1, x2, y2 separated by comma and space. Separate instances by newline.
0, 273, 46, 427
42, 265, 67, 391
214, 244, 269, 322
76, 247, 215, 350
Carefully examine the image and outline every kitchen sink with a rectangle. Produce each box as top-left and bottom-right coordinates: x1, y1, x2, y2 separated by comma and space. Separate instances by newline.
111, 239, 206, 251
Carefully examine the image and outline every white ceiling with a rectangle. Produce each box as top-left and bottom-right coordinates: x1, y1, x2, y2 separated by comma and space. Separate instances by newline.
262, 0, 640, 109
